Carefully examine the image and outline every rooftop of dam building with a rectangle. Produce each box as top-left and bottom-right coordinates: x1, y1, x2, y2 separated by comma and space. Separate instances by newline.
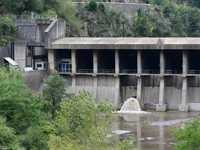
51, 37, 200, 49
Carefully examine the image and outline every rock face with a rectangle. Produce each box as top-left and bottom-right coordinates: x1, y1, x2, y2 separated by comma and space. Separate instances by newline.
120, 97, 141, 111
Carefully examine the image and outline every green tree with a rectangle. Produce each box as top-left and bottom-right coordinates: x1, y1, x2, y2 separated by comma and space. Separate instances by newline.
0, 16, 20, 46
134, 8, 153, 37
48, 91, 135, 150
42, 73, 68, 119
172, 117, 200, 150
0, 116, 20, 149
0, 67, 42, 134
57, 0, 82, 36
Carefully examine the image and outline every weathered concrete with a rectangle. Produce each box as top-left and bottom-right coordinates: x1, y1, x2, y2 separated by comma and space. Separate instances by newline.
0, 47, 9, 67
115, 49, 119, 74
24, 70, 51, 92
44, 19, 66, 49
48, 49, 56, 70
51, 38, 200, 50
93, 50, 98, 74
14, 42, 27, 71
71, 49, 77, 73
157, 76, 166, 111
179, 77, 188, 111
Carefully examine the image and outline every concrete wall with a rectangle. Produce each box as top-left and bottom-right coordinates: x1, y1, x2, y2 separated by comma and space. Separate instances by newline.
44, 19, 66, 49
0, 47, 10, 67
14, 42, 27, 71
24, 70, 51, 92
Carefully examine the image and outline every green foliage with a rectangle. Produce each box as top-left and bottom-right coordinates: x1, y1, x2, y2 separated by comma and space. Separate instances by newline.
0, 67, 43, 134
134, 8, 153, 37
48, 91, 135, 150
98, 3, 106, 12
0, 116, 18, 148
172, 117, 200, 150
56, 0, 82, 37
19, 120, 56, 150
86, 0, 98, 11
43, 73, 68, 119
0, 16, 20, 46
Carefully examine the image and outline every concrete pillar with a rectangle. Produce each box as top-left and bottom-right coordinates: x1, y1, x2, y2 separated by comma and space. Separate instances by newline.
48, 49, 55, 70
137, 50, 142, 74
182, 50, 188, 75
71, 49, 76, 74
93, 50, 98, 74
137, 76, 142, 105
114, 76, 120, 108
92, 76, 98, 99
179, 76, 188, 111
71, 76, 76, 94
115, 49, 119, 74
156, 76, 166, 111
160, 50, 165, 75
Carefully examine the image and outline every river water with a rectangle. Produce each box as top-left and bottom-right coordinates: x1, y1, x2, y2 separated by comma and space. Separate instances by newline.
112, 111, 200, 150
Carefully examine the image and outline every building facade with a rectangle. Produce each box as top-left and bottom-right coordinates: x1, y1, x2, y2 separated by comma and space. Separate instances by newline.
47, 37, 200, 111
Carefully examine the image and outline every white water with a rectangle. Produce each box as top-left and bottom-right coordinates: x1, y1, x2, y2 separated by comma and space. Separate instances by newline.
119, 97, 141, 112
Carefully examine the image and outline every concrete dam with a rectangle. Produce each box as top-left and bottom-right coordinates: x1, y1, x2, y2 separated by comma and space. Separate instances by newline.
48, 37, 200, 112
3, 18, 200, 112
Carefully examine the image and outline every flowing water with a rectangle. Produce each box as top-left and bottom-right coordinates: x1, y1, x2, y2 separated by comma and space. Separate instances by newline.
119, 97, 141, 112
112, 111, 200, 150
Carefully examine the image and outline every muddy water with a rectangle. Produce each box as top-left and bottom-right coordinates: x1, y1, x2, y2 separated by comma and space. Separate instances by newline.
112, 111, 200, 150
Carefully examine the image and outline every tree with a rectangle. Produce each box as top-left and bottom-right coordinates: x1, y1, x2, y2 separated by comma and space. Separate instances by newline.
48, 91, 135, 150
172, 117, 200, 150
134, 8, 153, 37
0, 67, 42, 134
42, 73, 68, 119
0, 16, 20, 46
0, 116, 20, 149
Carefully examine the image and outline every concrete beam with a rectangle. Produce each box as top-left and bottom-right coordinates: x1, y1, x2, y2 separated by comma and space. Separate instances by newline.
160, 50, 165, 75
137, 76, 142, 105
93, 50, 98, 74
114, 76, 120, 108
137, 50, 142, 74
71, 49, 76, 73
182, 50, 188, 75
48, 49, 55, 70
179, 76, 188, 112
157, 76, 166, 112
115, 49, 119, 74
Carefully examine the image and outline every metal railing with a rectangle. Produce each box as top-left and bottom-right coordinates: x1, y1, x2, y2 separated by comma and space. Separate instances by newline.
120, 69, 137, 73
164, 70, 182, 74
99, 69, 115, 73
188, 70, 200, 74
77, 69, 93, 73
142, 70, 160, 74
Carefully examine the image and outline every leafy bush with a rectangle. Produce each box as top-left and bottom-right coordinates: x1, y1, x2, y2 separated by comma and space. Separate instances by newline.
172, 117, 200, 150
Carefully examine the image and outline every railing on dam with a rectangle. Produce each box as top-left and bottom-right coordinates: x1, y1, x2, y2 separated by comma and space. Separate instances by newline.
58, 69, 200, 75
120, 69, 137, 73
99, 69, 115, 73
142, 70, 160, 74
164, 70, 182, 74
188, 70, 200, 74
77, 69, 93, 73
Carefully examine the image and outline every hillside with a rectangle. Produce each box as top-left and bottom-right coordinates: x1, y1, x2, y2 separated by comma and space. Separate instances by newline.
0, 0, 200, 46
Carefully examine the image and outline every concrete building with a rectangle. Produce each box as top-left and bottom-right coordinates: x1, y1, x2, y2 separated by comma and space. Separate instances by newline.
47, 37, 200, 112
4, 18, 200, 112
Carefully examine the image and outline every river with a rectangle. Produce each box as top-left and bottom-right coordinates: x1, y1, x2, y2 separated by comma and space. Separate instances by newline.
112, 111, 200, 150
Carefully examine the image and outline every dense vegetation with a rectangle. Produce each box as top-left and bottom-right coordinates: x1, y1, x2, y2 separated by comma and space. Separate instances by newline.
1, 0, 200, 45
0, 67, 135, 149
